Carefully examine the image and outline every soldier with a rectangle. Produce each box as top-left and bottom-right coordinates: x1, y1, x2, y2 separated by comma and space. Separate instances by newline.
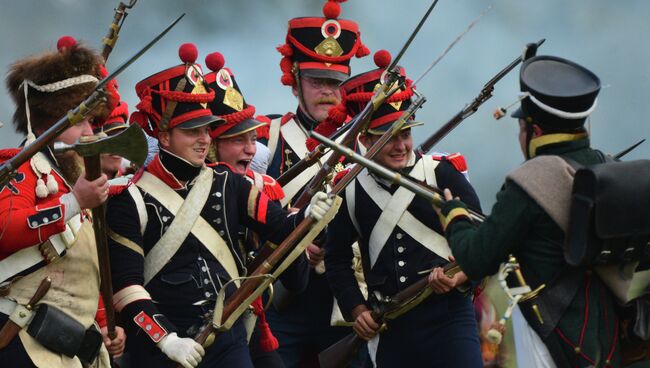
108, 44, 333, 368
257, 0, 371, 365
203, 51, 308, 368
0, 36, 125, 367
435, 55, 620, 366
324, 51, 483, 367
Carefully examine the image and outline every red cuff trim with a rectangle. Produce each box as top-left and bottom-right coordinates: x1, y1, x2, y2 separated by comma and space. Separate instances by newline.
133, 311, 168, 343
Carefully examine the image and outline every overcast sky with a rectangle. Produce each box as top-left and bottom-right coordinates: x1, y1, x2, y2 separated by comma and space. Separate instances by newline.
1, 0, 648, 210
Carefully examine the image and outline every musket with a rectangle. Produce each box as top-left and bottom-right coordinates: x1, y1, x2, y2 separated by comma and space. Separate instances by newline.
102, 0, 138, 62
53, 124, 147, 343
415, 38, 546, 156
0, 14, 184, 192
613, 138, 645, 160
319, 262, 461, 368
275, 0, 441, 188
198, 62, 421, 349
249, 1, 442, 271
312, 131, 486, 222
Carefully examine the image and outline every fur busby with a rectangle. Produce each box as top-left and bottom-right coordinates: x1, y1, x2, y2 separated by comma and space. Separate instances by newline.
277, 0, 370, 87
204, 52, 266, 139
6, 36, 110, 135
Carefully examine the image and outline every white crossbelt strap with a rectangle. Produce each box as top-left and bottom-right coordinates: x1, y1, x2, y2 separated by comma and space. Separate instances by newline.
267, 117, 282, 163
136, 168, 240, 285
279, 118, 320, 207
356, 156, 451, 269
0, 214, 82, 284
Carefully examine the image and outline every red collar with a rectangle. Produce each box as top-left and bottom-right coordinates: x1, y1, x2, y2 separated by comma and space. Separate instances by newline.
146, 154, 185, 189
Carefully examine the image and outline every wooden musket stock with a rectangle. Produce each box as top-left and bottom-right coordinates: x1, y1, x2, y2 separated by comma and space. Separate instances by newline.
318, 262, 461, 368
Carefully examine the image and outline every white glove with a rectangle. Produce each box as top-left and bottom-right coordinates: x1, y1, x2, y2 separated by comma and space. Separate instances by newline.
306, 191, 334, 221
157, 332, 205, 368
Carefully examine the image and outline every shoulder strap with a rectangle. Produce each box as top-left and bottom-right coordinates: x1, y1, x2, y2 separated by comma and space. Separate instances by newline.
345, 179, 362, 236
126, 184, 148, 236
267, 117, 282, 164
136, 169, 240, 285
359, 158, 450, 269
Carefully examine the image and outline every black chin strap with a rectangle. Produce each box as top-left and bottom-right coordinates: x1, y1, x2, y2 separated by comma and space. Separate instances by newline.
525, 122, 534, 159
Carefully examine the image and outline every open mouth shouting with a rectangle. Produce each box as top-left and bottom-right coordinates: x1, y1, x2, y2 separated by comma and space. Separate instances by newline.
234, 158, 252, 174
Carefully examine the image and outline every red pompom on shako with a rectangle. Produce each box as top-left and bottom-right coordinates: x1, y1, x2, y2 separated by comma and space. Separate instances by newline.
203, 51, 266, 139
277, 0, 370, 87
130, 43, 221, 139
178, 43, 198, 64
373, 49, 391, 69
57, 35, 77, 52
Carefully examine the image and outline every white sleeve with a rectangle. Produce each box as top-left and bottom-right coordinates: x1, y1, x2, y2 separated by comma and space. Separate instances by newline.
60, 192, 81, 222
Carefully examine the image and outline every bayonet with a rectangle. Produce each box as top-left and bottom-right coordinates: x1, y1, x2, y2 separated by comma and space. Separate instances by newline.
613, 139, 645, 160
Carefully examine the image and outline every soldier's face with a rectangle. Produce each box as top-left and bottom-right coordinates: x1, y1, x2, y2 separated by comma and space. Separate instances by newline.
360, 129, 413, 170
56, 119, 93, 146
215, 130, 257, 175
159, 126, 211, 167
293, 76, 341, 122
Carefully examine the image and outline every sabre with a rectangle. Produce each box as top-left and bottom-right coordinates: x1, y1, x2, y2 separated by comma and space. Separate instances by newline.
0, 13, 184, 191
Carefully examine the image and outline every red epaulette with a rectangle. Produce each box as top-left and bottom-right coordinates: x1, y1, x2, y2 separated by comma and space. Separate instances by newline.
280, 112, 295, 126
432, 152, 468, 173
260, 174, 284, 201
255, 115, 272, 140
107, 168, 143, 196
245, 170, 285, 201
332, 168, 351, 186
0, 148, 21, 163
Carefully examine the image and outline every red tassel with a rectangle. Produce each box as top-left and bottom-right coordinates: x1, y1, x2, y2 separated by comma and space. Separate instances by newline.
281, 73, 295, 86
129, 111, 154, 136
255, 115, 271, 140
251, 297, 279, 352
276, 44, 293, 57
356, 41, 371, 58
135, 95, 154, 114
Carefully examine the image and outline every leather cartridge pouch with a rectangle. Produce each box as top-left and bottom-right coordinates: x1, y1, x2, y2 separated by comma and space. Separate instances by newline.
566, 159, 650, 266
26, 304, 102, 364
